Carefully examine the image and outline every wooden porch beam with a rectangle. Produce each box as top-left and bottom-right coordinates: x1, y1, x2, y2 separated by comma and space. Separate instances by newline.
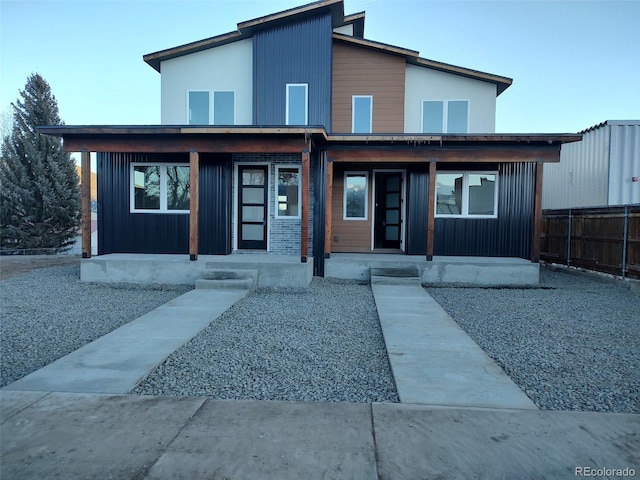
62, 136, 310, 154
80, 150, 91, 259
189, 150, 199, 261
328, 145, 560, 163
427, 160, 436, 261
324, 157, 333, 258
531, 161, 544, 263
301, 149, 310, 263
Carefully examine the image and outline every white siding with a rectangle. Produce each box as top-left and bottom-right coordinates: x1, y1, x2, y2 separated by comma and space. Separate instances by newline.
403, 64, 497, 133
333, 24, 353, 35
543, 121, 640, 209
160, 39, 253, 125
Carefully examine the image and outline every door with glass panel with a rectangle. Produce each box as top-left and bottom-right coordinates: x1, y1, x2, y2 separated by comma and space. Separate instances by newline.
374, 172, 403, 249
238, 166, 268, 250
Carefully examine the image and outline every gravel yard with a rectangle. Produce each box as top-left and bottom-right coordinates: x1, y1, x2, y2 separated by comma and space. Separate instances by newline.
427, 268, 640, 414
134, 278, 399, 403
0, 264, 191, 387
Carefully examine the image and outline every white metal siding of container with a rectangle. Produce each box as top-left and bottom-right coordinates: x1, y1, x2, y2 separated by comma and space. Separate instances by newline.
607, 121, 640, 205
543, 123, 609, 209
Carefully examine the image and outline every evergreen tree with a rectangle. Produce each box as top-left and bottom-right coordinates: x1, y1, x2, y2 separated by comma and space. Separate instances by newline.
0, 73, 80, 252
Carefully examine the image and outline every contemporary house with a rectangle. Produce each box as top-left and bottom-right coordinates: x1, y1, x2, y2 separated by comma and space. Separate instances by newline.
41, 0, 581, 286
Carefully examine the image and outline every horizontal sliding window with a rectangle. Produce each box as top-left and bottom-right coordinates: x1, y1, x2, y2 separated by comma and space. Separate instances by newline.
276, 165, 301, 218
188, 90, 236, 125
436, 171, 497, 218
344, 172, 368, 220
131, 163, 190, 213
422, 100, 469, 133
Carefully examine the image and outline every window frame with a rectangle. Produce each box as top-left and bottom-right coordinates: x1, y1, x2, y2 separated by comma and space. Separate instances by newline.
187, 90, 210, 125
274, 164, 302, 219
421, 99, 470, 133
435, 170, 499, 219
352, 95, 373, 133
286, 83, 308, 126
213, 90, 236, 125
130, 162, 190, 214
343, 171, 369, 221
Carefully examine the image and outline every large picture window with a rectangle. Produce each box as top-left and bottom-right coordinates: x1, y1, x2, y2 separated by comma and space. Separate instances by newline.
275, 165, 301, 218
343, 172, 368, 220
422, 100, 469, 133
352, 95, 372, 133
436, 171, 498, 218
286, 84, 308, 125
131, 164, 190, 213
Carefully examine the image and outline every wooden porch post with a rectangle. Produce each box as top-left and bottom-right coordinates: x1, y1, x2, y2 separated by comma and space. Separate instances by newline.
189, 150, 199, 261
301, 149, 310, 263
426, 159, 436, 261
81, 150, 92, 258
324, 156, 333, 258
531, 161, 544, 263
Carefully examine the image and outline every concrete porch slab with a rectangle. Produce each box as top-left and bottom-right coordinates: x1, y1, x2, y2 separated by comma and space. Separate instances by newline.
81, 253, 313, 287
325, 253, 539, 286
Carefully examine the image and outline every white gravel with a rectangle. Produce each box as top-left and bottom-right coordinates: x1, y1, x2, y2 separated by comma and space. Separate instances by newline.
134, 278, 399, 403
426, 267, 640, 414
0, 264, 191, 387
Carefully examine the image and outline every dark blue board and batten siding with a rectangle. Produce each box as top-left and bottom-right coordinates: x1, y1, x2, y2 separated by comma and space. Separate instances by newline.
253, 13, 332, 129
407, 162, 535, 259
434, 162, 535, 258
97, 152, 231, 255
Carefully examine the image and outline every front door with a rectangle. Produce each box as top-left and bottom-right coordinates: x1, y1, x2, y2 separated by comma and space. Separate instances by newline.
374, 172, 403, 249
238, 165, 268, 250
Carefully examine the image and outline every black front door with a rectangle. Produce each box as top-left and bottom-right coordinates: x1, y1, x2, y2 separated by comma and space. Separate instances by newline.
374, 172, 403, 249
238, 165, 267, 250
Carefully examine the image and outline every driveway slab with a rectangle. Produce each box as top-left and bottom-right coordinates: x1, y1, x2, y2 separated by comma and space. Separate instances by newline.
373, 403, 640, 479
145, 400, 377, 480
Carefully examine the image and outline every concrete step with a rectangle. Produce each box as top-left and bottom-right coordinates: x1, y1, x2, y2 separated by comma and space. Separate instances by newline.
370, 266, 421, 285
195, 278, 255, 290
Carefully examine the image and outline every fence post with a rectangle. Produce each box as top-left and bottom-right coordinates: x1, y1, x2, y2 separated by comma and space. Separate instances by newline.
567, 209, 572, 266
622, 205, 629, 280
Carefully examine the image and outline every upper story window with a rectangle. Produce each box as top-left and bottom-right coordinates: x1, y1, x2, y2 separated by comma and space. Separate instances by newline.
422, 100, 469, 133
131, 163, 190, 213
352, 95, 373, 133
435, 171, 498, 218
286, 84, 308, 125
275, 165, 301, 218
188, 90, 236, 125
343, 172, 368, 220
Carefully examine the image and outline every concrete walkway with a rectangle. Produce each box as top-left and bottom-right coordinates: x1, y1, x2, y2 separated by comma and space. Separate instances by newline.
2, 289, 248, 394
372, 283, 537, 409
2, 391, 638, 479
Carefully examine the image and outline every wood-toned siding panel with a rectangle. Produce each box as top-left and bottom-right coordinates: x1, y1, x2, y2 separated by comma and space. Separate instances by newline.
331, 42, 406, 134
330, 166, 372, 252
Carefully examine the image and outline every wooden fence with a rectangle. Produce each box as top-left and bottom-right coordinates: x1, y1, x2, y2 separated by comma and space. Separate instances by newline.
540, 205, 640, 279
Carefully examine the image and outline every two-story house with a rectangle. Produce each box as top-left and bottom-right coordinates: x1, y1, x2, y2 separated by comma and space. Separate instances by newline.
42, 0, 580, 285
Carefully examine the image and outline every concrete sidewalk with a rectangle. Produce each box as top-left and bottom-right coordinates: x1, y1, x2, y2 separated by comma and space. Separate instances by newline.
372, 283, 537, 409
2, 289, 248, 394
1, 391, 638, 479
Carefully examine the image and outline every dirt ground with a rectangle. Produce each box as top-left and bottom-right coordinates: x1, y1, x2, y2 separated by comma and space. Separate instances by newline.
0, 255, 81, 281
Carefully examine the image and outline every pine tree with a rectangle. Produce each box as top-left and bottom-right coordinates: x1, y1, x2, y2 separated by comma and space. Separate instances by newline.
0, 73, 81, 252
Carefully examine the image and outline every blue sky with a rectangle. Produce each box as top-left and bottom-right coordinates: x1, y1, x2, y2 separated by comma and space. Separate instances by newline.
1, 0, 639, 134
